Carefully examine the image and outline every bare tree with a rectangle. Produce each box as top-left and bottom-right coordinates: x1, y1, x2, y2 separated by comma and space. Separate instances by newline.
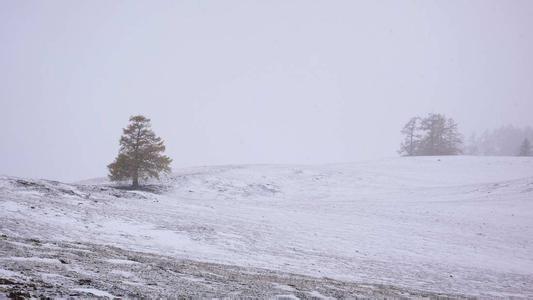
398, 117, 421, 156
108, 115, 172, 188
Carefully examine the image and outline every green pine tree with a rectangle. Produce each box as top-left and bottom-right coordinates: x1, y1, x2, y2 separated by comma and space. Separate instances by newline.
108, 115, 172, 188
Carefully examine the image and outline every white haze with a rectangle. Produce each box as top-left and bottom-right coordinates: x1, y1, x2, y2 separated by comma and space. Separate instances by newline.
1, 1, 532, 181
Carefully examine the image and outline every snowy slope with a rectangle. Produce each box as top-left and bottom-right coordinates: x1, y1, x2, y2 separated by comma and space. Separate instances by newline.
1, 156, 533, 298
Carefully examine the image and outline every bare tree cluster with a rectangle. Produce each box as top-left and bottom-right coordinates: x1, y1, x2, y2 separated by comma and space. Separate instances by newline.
399, 113, 463, 156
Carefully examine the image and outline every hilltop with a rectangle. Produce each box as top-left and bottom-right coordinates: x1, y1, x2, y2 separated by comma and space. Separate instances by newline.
1, 156, 533, 298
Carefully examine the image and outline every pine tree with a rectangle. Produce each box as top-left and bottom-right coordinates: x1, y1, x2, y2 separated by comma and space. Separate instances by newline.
108, 115, 172, 188
442, 117, 463, 155
398, 117, 421, 156
518, 138, 532, 156
418, 113, 444, 155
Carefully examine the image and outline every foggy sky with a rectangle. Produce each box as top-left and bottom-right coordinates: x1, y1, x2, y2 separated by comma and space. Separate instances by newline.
1, 1, 533, 181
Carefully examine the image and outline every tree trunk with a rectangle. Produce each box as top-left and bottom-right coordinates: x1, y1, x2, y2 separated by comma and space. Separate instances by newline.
132, 172, 139, 189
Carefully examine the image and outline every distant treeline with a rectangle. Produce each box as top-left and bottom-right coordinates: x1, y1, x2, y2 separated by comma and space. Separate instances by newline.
399, 115, 533, 157
465, 126, 533, 157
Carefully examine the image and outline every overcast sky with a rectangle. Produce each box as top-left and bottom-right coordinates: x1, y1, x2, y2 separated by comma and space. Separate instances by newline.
1, 1, 532, 181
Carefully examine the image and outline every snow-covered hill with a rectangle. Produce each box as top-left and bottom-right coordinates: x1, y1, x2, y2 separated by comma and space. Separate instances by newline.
1, 156, 533, 298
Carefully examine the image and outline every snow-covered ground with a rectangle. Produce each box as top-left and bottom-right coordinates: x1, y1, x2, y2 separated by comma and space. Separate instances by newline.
1, 156, 533, 298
